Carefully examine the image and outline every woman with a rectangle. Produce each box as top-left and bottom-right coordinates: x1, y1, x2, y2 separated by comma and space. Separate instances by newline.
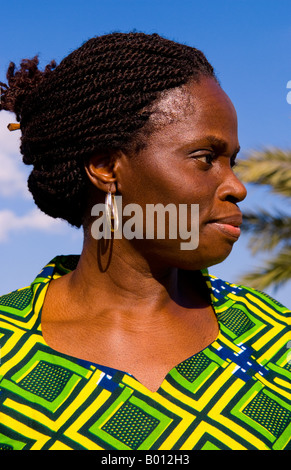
0, 32, 290, 451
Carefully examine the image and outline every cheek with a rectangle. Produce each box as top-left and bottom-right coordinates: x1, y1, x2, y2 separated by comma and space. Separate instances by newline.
177, 177, 216, 214
118, 150, 217, 211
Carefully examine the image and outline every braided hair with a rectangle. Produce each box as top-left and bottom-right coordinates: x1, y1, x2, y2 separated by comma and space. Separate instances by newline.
0, 32, 216, 228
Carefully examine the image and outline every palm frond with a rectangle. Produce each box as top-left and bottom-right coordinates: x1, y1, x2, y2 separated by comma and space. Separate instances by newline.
235, 148, 291, 198
234, 147, 291, 291
238, 246, 291, 291
241, 210, 291, 254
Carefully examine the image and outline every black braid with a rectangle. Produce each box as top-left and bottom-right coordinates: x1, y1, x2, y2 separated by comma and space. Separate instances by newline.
0, 32, 216, 227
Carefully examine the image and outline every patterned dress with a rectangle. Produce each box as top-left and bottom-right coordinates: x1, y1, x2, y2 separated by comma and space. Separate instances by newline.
0, 255, 290, 450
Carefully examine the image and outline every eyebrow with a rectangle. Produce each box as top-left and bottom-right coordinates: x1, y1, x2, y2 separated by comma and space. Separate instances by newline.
202, 135, 241, 155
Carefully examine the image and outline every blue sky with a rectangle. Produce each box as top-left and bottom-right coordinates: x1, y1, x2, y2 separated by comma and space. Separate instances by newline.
0, 0, 291, 306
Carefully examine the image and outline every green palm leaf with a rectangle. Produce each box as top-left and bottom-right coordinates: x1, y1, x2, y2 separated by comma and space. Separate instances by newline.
235, 148, 291, 197
235, 148, 291, 291
239, 246, 291, 291
241, 210, 291, 254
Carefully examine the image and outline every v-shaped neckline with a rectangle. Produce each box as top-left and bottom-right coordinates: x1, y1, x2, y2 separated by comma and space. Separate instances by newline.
32, 255, 240, 393
38, 300, 224, 394
36, 262, 232, 394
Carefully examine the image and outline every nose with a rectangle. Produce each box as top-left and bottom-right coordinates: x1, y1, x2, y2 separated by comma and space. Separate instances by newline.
218, 168, 247, 203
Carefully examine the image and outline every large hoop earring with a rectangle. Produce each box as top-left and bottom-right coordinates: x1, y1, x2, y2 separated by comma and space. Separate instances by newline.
105, 191, 119, 232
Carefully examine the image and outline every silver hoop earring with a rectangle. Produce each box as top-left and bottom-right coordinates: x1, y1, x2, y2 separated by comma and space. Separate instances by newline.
105, 191, 119, 232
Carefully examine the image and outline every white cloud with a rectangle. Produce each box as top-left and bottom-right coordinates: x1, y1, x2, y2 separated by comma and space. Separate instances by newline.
0, 208, 69, 242
0, 113, 83, 244
0, 111, 30, 198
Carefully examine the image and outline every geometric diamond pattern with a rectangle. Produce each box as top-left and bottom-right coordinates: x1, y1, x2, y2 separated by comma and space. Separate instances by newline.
0, 255, 290, 450
101, 401, 159, 449
0, 288, 33, 310
176, 351, 211, 383
243, 391, 291, 438
217, 307, 255, 336
18, 361, 73, 402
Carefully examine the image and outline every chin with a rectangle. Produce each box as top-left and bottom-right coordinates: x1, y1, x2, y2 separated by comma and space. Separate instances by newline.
141, 238, 235, 272
176, 245, 234, 272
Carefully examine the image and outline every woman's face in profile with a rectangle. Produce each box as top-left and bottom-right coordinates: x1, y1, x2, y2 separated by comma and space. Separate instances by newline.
114, 76, 247, 270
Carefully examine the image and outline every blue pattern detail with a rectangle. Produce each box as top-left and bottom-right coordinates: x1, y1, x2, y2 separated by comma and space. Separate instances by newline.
216, 345, 268, 382
209, 277, 243, 301
77, 359, 121, 392
98, 375, 119, 392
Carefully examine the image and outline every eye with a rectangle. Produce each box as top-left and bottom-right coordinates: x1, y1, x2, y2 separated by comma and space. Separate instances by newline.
189, 151, 216, 166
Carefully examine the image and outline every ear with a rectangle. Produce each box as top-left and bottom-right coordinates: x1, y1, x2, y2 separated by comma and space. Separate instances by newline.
84, 152, 118, 194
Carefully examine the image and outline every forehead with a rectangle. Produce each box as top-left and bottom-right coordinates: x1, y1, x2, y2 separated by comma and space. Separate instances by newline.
147, 85, 194, 128
147, 77, 238, 149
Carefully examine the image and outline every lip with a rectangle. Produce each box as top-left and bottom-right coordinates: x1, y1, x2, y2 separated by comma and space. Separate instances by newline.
208, 214, 243, 240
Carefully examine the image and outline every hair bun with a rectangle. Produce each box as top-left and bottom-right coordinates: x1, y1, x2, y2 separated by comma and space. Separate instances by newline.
0, 56, 57, 121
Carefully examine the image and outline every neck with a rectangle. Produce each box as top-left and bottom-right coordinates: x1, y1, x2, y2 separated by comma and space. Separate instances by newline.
64, 229, 210, 317
70, 236, 179, 312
